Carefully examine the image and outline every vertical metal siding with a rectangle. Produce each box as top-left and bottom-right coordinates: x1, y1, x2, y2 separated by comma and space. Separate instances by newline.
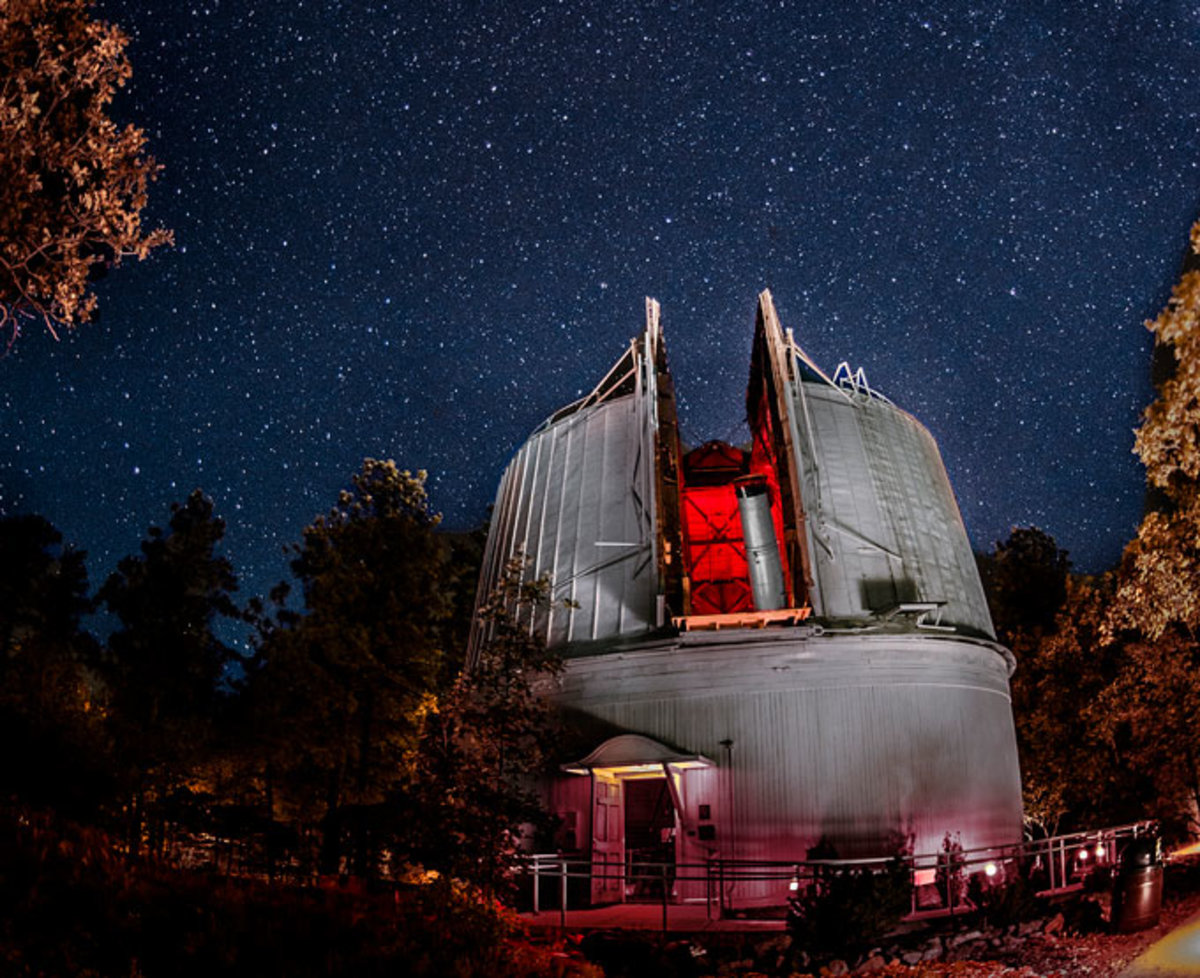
556, 633, 1022, 861
472, 390, 660, 652
794, 383, 994, 636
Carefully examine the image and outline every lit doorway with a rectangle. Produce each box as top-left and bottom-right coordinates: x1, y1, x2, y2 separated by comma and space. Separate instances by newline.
623, 776, 677, 901
561, 733, 714, 907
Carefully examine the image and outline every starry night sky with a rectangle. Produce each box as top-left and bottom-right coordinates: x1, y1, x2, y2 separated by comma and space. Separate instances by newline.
3, 2, 1200, 621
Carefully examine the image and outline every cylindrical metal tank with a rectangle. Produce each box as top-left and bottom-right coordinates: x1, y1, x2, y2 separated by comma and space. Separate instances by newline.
735, 477, 787, 611
1112, 838, 1164, 933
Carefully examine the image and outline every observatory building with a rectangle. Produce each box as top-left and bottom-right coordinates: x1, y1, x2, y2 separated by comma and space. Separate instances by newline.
472, 291, 1022, 907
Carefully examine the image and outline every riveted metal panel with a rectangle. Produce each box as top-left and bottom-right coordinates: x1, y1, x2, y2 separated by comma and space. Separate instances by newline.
473, 392, 659, 652
795, 383, 994, 636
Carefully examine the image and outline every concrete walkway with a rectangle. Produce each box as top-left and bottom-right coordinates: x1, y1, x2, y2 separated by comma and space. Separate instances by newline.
520, 901, 787, 934
1118, 911, 1200, 976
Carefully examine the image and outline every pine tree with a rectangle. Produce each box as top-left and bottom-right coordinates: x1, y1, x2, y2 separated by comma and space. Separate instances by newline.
248, 460, 452, 875
411, 554, 564, 893
99, 490, 241, 849
983, 526, 1071, 648
0, 514, 106, 812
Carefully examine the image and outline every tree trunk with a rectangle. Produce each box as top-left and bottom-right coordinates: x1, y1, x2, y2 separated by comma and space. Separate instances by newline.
352, 688, 375, 878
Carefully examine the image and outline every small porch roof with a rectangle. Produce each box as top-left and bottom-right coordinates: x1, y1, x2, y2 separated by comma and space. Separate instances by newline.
561, 733, 715, 776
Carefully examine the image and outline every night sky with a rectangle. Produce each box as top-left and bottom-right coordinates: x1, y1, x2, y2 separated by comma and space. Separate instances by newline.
3, 2, 1200, 625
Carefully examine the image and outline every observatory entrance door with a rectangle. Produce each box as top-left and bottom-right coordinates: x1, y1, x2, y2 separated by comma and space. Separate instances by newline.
565, 735, 711, 906
591, 773, 624, 905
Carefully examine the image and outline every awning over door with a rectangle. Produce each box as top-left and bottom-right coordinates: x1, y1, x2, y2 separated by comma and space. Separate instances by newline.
562, 733, 714, 777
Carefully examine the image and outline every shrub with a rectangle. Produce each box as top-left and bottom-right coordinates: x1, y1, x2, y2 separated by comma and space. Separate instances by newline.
967, 868, 1044, 930
0, 806, 601, 977
787, 858, 911, 953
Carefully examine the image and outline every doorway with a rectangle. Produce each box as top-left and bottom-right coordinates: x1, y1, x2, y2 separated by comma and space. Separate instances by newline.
623, 776, 678, 901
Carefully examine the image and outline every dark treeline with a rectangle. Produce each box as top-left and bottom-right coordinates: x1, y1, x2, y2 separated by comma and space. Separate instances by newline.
0, 458, 563, 895
982, 220, 1200, 844
983, 520, 1200, 843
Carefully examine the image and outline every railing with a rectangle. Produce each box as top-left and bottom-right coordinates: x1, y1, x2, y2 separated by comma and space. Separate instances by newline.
519, 820, 1157, 931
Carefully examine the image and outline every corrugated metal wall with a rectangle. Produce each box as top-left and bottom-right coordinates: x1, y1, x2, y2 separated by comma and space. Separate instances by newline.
555, 629, 1023, 863
476, 390, 660, 650
792, 382, 994, 636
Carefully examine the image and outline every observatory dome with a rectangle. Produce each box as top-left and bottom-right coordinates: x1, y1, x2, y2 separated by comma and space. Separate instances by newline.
471, 291, 1022, 907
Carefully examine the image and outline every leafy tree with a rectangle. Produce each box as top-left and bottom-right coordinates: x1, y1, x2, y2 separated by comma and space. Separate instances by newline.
1090, 216, 1200, 836
1117, 218, 1200, 637
0, 514, 106, 812
99, 489, 242, 849
0, 514, 93, 694
1094, 630, 1200, 838
0, 0, 171, 343
247, 460, 453, 874
411, 554, 564, 893
1009, 575, 1148, 835
981, 528, 1110, 834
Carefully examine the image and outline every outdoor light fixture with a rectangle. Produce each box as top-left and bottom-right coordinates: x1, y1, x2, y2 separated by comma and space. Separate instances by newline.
1095, 843, 1107, 859
984, 862, 998, 877
1078, 848, 1090, 862
789, 866, 801, 893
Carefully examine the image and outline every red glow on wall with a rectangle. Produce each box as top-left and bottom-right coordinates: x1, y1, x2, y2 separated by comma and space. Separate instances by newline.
680, 442, 753, 615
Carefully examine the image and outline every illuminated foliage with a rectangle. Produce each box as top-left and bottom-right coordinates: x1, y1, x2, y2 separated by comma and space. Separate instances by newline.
1133, 220, 1200, 494
1090, 217, 1200, 831
1001, 220, 1200, 837
1118, 218, 1200, 638
1009, 574, 1148, 835
1095, 630, 1200, 836
0, 0, 171, 343
412, 554, 564, 893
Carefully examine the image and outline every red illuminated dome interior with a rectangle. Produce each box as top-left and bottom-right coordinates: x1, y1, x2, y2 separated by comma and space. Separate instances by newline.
678, 432, 794, 616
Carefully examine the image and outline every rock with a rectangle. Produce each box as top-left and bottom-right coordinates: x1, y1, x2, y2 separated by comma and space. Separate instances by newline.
1045, 912, 1066, 936
854, 954, 887, 974
1018, 918, 1045, 936
901, 951, 924, 965
947, 929, 984, 948
944, 942, 986, 964
823, 959, 849, 976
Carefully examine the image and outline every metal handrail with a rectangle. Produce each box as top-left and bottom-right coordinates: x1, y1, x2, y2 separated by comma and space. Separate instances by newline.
519, 820, 1157, 929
